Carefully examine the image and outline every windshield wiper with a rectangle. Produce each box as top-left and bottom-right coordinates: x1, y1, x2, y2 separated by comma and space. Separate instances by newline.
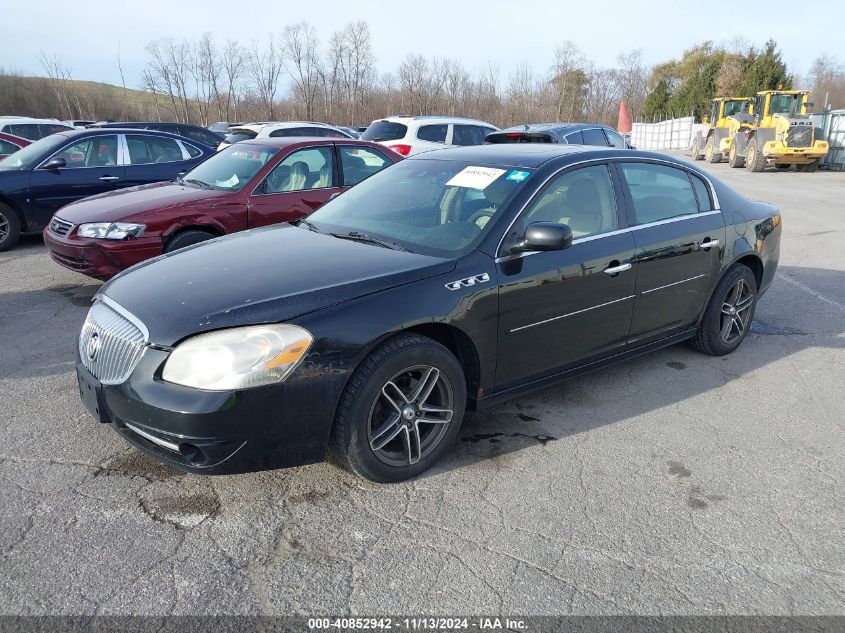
330, 231, 406, 251
182, 178, 211, 189
296, 218, 321, 232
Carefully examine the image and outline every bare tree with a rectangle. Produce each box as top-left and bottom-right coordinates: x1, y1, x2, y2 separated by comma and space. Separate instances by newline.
808, 54, 845, 110
221, 40, 246, 121
283, 22, 322, 120
614, 49, 648, 120
249, 34, 284, 120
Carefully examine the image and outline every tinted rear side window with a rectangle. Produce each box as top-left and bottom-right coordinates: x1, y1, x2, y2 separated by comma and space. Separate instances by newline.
564, 130, 584, 144
690, 173, 713, 211
362, 121, 408, 142
604, 128, 627, 148
8, 124, 42, 140
417, 124, 448, 143
452, 125, 495, 146
181, 126, 222, 147
582, 128, 609, 146
224, 131, 257, 144
485, 132, 554, 144
620, 163, 700, 224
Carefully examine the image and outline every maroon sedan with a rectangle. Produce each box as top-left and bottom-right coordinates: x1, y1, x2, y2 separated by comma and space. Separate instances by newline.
0, 132, 31, 159
44, 138, 401, 279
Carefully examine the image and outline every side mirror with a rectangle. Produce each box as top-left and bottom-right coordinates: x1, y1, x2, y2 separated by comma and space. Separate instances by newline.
41, 157, 66, 170
515, 222, 573, 252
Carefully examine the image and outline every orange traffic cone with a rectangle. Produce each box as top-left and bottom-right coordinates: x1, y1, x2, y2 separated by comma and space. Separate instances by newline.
617, 100, 632, 134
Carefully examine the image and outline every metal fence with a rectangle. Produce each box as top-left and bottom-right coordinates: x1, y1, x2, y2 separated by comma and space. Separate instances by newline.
811, 109, 845, 171
631, 117, 704, 151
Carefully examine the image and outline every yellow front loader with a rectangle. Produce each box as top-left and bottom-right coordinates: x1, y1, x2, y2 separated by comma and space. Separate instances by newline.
727, 90, 829, 172
691, 97, 752, 163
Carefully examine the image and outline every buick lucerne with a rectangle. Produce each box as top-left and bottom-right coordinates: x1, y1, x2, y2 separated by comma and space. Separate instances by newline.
75, 144, 781, 482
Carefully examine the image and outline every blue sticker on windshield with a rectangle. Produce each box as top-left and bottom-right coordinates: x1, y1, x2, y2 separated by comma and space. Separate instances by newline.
507, 170, 530, 182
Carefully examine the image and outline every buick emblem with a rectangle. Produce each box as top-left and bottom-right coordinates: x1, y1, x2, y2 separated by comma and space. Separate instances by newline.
86, 332, 101, 362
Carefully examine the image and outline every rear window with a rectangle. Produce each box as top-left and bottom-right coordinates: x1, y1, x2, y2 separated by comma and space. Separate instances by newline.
362, 121, 408, 142
223, 130, 257, 144
485, 132, 555, 144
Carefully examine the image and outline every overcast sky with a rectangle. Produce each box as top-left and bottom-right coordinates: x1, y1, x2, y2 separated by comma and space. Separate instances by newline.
2, 0, 841, 89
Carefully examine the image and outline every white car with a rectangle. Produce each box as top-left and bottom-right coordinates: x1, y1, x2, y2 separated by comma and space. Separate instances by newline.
360, 116, 498, 156
0, 117, 73, 140
217, 121, 354, 150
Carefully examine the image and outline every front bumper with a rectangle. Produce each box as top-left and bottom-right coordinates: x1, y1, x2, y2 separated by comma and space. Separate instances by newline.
43, 229, 163, 280
77, 346, 346, 474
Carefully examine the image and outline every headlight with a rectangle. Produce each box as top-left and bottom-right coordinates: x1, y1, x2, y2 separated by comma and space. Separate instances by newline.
77, 222, 146, 240
162, 324, 313, 390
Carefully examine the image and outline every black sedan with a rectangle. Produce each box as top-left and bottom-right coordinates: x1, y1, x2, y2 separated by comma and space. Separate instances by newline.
486, 122, 631, 148
75, 144, 781, 482
0, 128, 214, 250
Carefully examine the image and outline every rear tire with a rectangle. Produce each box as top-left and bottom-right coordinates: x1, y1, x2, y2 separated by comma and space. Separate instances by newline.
728, 141, 745, 168
0, 203, 22, 252
164, 229, 216, 253
746, 139, 766, 172
797, 160, 819, 173
330, 333, 467, 482
775, 164, 791, 170
691, 264, 757, 356
705, 137, 722, 163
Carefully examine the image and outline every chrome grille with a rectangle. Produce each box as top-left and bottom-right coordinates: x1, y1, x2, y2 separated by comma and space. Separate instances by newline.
79, 300, 148, 384
787, 125, 813, 148
49, 217, 73, 236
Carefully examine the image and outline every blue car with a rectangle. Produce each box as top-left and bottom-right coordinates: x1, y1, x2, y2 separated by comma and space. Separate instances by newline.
0, 128, 214, 251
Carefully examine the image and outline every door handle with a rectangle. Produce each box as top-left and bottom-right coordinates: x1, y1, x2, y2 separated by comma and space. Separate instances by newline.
604, 263, 632, 274
700, 239, 720, 250
99, 176, 120, 182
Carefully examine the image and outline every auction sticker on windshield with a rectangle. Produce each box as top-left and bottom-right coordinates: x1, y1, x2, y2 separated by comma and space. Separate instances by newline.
446, 166, 506, 189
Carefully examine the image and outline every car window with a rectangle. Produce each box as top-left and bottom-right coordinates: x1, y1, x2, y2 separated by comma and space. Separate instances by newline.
40, 124, 72, 137
52, 135, 119, 168
181, 126, 220, 147
182, 142, 203, 158
0, 139, 19, 155
223, 130, 257, 144
620, 163, 700, 224
361, 121, 407, 142
582, 128, 609, 146
604, 129, 627, 149
126, 135, 184, 165
8, 124, 42, 140
522, 164, 618, 239
339, 146, 392, 186
417, 124, 448, 143
564, 130, 584, 144
260, 146, 334, 193
690, 173, 714, 211
452, 125, 494, 146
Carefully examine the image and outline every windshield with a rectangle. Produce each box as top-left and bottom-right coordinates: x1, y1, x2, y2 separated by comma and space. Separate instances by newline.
181, 144, 278, 190
305, 159, 533, 257
769, 94, 802, 115
362, 121, 407, 142
724, 100, 745, 116
0, 134, 66, 170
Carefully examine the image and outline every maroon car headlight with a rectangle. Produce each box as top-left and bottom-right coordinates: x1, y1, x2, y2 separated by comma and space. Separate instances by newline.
77, 222, 146, 240
162, 324, 313, 390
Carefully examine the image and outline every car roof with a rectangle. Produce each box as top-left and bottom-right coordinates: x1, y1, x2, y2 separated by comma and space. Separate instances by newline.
375, 115, 496, 127
49, 128, 203, 142
0, 116, 65, 123
408, 143, 664, 168
237, 137, 382, 149
492, 122, 609, 135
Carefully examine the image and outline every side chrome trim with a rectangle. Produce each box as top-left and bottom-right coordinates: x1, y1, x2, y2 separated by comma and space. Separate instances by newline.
641, 273, 708, 295
97, 295, 150, 341
124, 422, 180, 453
509, 295, 635, 333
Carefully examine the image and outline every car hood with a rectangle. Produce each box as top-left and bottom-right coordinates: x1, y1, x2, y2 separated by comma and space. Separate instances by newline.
56, 181, 232, 223
101, 224, 456, 345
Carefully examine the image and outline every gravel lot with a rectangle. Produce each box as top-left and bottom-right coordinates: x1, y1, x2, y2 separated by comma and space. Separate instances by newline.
1, 157, 843, 616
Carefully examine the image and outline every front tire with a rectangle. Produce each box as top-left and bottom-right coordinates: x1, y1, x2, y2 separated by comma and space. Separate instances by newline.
164, 229, 216, 253
331, 333, 467, 482
0, 203, 22, 252
705, 137, 722, 163
746, 140, 766, 172
728, 141, 745, 168
691, 264, 757, 356
797, 160, 819, 173
691, 135, 703, 160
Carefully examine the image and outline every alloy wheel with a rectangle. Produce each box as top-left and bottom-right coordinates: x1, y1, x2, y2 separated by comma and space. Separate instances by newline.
367, 365, 454, 467
720, 278, 754, 343
0, 214, 8, 241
